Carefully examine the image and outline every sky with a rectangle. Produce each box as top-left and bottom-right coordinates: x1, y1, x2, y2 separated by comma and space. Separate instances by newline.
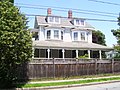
14, 0, 120, 47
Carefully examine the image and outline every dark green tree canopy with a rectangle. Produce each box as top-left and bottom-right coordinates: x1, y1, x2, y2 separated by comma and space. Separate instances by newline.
111, 15, 120, 58
1, 0, 14, 3
0, 0, 32, 88
92, 30, 106, 46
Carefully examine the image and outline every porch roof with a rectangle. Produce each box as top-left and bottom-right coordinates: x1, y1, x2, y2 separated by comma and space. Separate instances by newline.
33, 41, 113, 51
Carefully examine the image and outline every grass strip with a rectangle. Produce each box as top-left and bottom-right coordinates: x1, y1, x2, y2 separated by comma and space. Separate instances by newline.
16, 77, 120, 88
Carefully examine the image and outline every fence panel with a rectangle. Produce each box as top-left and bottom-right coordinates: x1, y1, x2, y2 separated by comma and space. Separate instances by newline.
16, 59, 120, 80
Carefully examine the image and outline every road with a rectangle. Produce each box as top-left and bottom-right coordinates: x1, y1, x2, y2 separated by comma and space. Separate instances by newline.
50, 82, 120, 90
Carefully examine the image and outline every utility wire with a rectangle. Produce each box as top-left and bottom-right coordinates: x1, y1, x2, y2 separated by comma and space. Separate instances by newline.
15, 3, 118, 15
17, 5, 117, 18
24, 14, 118, 22
88, 0, 120, 6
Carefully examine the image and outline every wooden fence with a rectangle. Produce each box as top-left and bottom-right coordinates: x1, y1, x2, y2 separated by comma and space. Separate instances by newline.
16, 58, 120, 80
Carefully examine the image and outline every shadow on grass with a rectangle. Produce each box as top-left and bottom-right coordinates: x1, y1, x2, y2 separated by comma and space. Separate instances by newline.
0, 62, 29, 89
15, 62, 29, 88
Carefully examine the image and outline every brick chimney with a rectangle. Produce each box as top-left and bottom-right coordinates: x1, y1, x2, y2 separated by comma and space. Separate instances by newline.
68, 10, 72, 18
47, 8, 52, 15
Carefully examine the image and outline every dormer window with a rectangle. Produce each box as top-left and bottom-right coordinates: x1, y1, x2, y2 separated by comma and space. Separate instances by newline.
47, 16, 60, 24
74, 19, 85, 26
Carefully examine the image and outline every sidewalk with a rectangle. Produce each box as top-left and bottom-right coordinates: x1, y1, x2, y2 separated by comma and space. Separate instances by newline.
28, 75, 120, 84
16, 75, 120, 90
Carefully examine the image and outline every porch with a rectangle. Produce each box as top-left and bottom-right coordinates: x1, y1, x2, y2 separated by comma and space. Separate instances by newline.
33, 41, 113, 59
33, 48, 104, 59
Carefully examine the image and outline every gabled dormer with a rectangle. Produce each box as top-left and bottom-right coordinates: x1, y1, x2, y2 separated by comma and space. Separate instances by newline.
73, 19, 85, 26
46, 8, 61, 24
47, 16, 61, 24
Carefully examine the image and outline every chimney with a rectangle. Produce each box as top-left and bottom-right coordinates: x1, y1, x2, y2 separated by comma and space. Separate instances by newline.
47, 8, 52, 15
68, 10, 72, 18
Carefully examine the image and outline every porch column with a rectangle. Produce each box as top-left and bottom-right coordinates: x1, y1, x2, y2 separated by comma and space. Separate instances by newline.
47, 49, 50, 59
99, 50, 102, 59
88, 50, 91, 59
76, 50, 78, 58
62, 49, 65, 59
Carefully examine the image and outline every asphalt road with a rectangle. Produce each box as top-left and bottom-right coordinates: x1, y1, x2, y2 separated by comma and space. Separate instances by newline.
50, 82, 120, 90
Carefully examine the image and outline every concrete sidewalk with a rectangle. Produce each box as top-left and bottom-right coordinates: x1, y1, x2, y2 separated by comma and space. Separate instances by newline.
16, 75, 120, 90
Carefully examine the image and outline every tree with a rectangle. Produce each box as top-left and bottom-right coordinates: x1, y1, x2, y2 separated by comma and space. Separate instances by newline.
0, 0, 32, 88
92, 30, 106, 46
1, 0, 14, 3
92, 30, 106, 58
111, 15, 120, 58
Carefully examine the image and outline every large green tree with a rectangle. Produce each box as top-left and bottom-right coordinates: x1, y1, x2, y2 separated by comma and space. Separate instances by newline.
92, 30, 106, 58
111, 16, 120, 58
0, 0, 32, 88
92, 30, 106, 46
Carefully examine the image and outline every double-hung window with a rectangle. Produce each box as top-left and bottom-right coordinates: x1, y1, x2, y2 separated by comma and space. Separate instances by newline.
54, 30, 59, 39
73, 32, 78, 41
47, 30, 51, 39
75, 19, 85, 26
48, 16, 60, 24
81, 32, 85, 40
61, 31, 63, 40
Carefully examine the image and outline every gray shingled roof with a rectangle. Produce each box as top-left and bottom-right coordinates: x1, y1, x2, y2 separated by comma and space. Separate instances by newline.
34, 16, 95, 30
33, 41, 113, 51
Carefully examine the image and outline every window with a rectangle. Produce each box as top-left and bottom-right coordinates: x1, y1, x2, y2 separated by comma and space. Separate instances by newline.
81, 32, 85, 40
76, 19, 80, 25
49, 17, 54, 22
81, 20, 84, 25
74, 32, 78, 41
48, 16, 60, 24
54, 30, 59, 39
75, 19, 85, 26
61, 31, 63, 40
55, 17, 59, 22
47, 30, 51, 39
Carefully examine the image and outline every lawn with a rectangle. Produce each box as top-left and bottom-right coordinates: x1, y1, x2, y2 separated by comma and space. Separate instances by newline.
16, 76, 120, 88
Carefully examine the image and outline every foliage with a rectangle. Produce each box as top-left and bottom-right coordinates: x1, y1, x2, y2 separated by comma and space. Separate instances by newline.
111, 16, 120, 58
92, 30, 106, 46
1, 0, 14, 3
0, 0, 32, 88
78, 54, 88, 59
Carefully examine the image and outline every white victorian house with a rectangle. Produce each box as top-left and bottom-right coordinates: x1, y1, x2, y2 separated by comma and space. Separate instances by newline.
31, 8, 113, 59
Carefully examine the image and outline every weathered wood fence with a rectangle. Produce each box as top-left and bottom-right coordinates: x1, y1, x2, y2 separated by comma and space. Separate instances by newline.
16, 58, 120, 80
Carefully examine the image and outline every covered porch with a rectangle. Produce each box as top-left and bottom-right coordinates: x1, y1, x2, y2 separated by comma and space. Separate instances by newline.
33, 41, 113, 59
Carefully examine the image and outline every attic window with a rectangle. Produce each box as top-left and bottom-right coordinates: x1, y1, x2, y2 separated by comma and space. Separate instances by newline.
47, 16, 60, 24
74, 19, 85, 26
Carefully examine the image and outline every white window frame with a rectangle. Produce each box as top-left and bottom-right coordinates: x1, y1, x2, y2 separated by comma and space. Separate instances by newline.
74, 19, 85, 26
46, 29, 63, 40
54, 30, 59, 39
73, 32, 78, 41
72, 31, 87, 41
48, 16, 61, 24
47, 30, 51, 39
80, 32, 85, 41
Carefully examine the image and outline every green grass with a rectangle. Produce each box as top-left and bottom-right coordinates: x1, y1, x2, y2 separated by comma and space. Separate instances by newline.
16, 76, 120, 88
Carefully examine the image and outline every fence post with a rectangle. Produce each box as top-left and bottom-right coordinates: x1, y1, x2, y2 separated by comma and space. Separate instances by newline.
95, 59, 98, 74
112, 59, 114, 73
53, 57, 55, 78
76, 58, 78, 76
